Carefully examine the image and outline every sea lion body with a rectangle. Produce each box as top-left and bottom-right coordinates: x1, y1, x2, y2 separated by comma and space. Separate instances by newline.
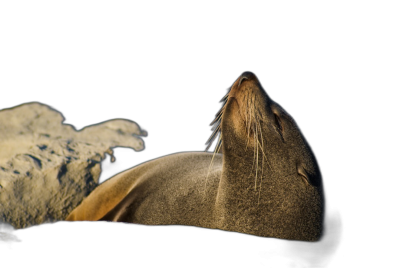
67, 152, 222, 228
66, 72, 324, 241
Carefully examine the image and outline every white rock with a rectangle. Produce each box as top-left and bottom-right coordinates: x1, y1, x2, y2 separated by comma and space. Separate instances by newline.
0, 102, 146, 228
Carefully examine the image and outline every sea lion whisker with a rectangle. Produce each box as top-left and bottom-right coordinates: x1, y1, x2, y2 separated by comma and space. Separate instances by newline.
214, 105, 224, 117
256, 120, 272, 171
215, 135, 222, 154
206, 88, 232, 151
255, 119, 259, 191
205, 129, 219, 151
256, 137, 272, 171
257, 121, 265, 205
210, 110, 223, 126
244, 96, 249, 131
244, 102, 251, 151
204, 133, 222, 193
206, 114, 222, 144
205, 84, 227, 185
249, 123, 257, 180
206, 136, 218, 151
220, 95, 229, 102
248, 95, 258, 178
211, 120, 221, 131
210, 93, 229, 129
209, 115, 221, 127
205, 125, 221, 150
258, 146, 264, 205
246, 96, 253, 150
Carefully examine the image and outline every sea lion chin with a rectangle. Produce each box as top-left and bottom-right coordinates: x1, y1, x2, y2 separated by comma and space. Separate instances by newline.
66, 72, 324, 242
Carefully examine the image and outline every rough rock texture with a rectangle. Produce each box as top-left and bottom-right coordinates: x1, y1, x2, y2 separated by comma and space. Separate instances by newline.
0, 102, 147, 228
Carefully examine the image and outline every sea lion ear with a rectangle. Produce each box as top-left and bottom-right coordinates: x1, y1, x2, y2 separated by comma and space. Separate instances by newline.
297, 164, 321, 187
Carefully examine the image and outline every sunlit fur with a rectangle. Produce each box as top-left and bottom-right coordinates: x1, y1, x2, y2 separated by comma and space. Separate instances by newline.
66, 72, 324, 241
205, 80, 272, 199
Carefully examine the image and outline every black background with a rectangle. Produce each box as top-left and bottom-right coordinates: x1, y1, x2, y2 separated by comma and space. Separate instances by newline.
0, 9, 391, 267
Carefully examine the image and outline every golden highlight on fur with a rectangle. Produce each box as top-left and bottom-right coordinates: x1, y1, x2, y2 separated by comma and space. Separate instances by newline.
205, 78, 273, 201
66, 72, 324, 241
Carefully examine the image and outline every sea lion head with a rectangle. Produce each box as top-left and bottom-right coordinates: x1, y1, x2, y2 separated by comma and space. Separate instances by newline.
207, 72, 324, 241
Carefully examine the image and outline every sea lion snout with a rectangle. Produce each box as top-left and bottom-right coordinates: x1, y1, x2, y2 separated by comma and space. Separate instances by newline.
240, 71, 257, 80
236, 71, 260, 89
237, 71, 255, 87
230, 71, 264, 101
217, 72, 277, 155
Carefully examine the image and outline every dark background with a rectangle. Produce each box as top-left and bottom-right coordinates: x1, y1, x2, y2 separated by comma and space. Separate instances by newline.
0, 13, 391, 267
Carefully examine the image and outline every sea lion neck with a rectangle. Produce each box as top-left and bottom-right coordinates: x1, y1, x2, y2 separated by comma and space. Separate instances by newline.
209, 72, 324, 240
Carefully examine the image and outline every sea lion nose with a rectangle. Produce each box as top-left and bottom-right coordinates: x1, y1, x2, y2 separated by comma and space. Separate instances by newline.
238, 71, 257, 87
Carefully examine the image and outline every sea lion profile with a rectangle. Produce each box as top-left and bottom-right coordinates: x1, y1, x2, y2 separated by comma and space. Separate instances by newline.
66, 72, 324, 241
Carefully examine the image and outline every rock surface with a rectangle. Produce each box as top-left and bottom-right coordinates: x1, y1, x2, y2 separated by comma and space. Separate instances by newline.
0, 102, 147, 228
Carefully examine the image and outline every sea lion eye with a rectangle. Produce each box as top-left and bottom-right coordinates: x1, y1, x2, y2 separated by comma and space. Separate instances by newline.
274, 113, 283, 133
299, 174, 309, 185
297, 165, 310, 185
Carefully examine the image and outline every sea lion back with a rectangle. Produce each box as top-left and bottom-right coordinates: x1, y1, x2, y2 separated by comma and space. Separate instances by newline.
66, 152, 222, 225
99, 152, 222, 228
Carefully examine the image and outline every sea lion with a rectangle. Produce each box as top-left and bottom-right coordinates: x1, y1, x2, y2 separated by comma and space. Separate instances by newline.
66, 72, 324, 241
